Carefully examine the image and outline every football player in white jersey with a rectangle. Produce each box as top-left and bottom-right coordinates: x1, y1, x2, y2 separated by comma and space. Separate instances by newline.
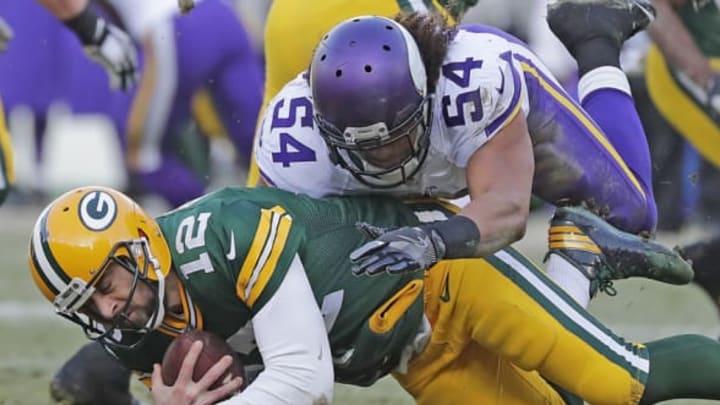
254, 0, 693, 309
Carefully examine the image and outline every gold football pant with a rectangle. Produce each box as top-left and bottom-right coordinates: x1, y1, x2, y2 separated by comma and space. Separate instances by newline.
394, 248, 648, 405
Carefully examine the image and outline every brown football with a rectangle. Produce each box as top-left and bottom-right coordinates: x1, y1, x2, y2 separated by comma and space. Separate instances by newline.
161, 329, 245, 391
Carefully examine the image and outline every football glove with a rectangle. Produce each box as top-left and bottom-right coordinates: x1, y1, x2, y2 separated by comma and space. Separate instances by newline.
64, 6, 138, 91
350, 223, 446, 276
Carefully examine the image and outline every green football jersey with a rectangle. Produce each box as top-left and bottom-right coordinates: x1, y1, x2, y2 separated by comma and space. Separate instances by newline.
678, 2, 720, 58
108, 187, 456, 386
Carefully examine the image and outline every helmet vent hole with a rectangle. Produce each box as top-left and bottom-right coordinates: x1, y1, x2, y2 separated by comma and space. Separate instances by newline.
320, 54, 326, 61
336, 69, 342, 77
382, 44, 391, 51
385, 25, 393, 30
62, 207, 69, 212
353, 18, 360, 22
364, 65, 372, 73
349, 40, 356, 47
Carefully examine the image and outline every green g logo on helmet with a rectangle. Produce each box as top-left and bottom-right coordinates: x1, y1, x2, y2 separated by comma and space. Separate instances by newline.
78, 190, 117, 231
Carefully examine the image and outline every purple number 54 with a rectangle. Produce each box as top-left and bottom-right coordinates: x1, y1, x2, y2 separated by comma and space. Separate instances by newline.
441, 57, 484, 127
270, 97, 317, 167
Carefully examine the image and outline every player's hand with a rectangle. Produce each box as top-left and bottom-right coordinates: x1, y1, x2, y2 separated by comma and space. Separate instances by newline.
151, 341, 243, 405
350, 223, 446, 276
0, 17, 13, 52
83, 21, 139, 91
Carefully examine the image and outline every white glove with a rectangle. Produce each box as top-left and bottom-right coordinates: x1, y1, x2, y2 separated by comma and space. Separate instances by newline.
83, 20, 139, 91
64, 7, 139, 91
0, 17, 13, 52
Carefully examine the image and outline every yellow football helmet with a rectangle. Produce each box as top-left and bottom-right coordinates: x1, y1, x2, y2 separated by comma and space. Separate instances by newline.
28, 186, 171, 347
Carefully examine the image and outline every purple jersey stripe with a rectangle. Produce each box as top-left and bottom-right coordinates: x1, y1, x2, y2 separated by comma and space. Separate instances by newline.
485, 54, 523, 136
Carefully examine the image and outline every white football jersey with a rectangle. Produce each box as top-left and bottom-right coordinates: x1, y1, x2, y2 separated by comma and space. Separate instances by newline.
255, 27, 550, 199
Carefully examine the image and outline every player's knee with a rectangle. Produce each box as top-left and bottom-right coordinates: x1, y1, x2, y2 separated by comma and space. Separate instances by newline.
50, 342, 133, 405
606, 195, 657, 235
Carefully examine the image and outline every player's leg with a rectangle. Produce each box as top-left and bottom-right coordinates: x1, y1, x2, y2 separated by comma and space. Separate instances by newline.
420, 251, 720, 404
126, 19, 205, 208
680, 233, 720, 311
524, 0, 691, 306
641, 335, 720, 403
547, 0, 657, 230
176, 0, 262, 169
0, 97, 15, 205
50, 341, 140, 405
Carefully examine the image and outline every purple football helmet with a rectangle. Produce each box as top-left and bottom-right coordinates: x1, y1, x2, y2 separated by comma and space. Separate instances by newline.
310, 16, 432, 187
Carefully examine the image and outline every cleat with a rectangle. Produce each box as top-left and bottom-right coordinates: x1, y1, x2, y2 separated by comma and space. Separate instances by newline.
547, 206, 694, 297
547, 0, 656, 54
50, 342, 135, 405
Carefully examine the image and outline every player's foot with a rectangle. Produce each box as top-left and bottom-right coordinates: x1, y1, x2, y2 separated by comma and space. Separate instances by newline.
680, 234, 720, 311
547, 206, 694, 297
50, 341, 137, 405
547, 0, 655, 56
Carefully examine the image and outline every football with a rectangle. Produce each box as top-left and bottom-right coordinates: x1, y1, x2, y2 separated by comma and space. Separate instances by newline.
161, 329, 246, 390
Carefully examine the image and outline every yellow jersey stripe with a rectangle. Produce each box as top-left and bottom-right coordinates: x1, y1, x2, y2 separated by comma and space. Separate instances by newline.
246, 213, 293, 307
236, 206, 292, 308
519, 61, 646, 201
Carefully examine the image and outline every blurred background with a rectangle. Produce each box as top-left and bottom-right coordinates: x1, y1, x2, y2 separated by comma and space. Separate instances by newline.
1, 0, 720, 404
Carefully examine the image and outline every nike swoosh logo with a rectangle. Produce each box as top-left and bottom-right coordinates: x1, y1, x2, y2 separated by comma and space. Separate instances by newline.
439, 272, 451, 302
496, 66, 505, 94
226, 231, 236, 260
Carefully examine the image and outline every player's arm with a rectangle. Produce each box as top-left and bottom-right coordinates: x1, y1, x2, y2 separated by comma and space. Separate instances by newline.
219, 255, 334, 405
457, 112, 534, 255
37, 0, 139, 90
649, 0, 714, 86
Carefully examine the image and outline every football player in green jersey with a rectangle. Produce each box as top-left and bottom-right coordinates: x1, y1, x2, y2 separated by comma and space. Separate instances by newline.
28, 185, 720, 404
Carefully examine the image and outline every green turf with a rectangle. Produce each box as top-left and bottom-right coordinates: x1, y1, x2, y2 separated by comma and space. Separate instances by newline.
2, 206, 718, 404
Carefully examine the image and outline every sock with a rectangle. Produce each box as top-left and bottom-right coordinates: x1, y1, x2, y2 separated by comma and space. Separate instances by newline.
579, 66, 657, 232
573, 38, 620, 77
545, 253, 591, 308
642, 335, 720, 403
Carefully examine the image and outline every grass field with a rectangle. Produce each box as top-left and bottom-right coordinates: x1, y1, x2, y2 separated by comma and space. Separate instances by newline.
1, 203, 719, 404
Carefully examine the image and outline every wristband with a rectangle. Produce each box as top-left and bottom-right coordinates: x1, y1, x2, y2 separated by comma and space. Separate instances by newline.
421, 215, 480, 259
63, 5, 102, 45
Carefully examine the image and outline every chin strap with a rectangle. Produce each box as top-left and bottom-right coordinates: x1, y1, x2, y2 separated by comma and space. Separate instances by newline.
145, 255, 166, 331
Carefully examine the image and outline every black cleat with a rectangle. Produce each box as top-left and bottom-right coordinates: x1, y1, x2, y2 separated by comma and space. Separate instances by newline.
50, 341, 138, 405
548, 206, 694, 297
547, 0, 656, 55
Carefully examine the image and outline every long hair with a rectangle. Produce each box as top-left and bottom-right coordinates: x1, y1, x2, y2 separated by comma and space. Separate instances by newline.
395, 12, 454, 94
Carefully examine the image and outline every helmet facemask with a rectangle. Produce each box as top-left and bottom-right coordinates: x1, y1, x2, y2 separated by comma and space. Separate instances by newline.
317, 96, 433, 188
55, 238, 166, 350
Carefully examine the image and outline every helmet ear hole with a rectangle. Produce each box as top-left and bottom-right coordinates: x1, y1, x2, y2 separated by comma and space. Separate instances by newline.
335, 69, 342, 77
364, 65, 372, 73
